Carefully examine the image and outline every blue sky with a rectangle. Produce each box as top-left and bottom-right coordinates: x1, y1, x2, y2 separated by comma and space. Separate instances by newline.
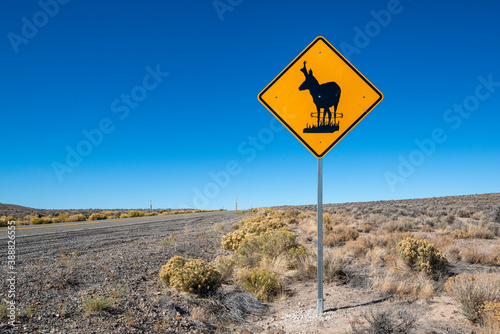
1, 0, 499, 210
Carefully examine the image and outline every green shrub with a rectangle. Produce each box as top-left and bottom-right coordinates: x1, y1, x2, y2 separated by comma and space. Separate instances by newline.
58, 213, 70, 222
0, 216, 15, 227
128, 210, 140, 217
159, 256, 221, 295
397, 237, 448, 278
236, 229, 304, 269
82, 295, 112, 313
248, 229, 298, 258
159, 256, 185, 284
222, 229, 248, 251
67, 214, 87, 222
30, 217, 45, 225
120, 213, 129, 218
221, 216, 289, 252
88, 213, 106, 220
128, 210, 145, 217
102, 211, 119, 219
236, 268, 282, 301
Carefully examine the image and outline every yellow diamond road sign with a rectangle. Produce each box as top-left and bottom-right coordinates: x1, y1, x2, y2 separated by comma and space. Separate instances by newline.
258, 36, 383, 158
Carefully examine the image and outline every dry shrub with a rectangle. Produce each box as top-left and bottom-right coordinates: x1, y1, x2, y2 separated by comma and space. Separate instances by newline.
189, 306, 206, 321
236, 268, 282, 301
381, 217, 413, 232
469, 225, 495, 239
472, 211, 484, 220
323, 225, 359, 246
363, 213, 386, 228
445, 246, 461, 261
205, 288, 266, 325
159, 256, 221, 295
259, 254, 292, 279
371, 257, 435, 301
485, 245, 500, 266
295, 253, 317, 281
299, 218, 317, 236
323, 248, 349, 282
370, 231, 412, 250
461, 245, 500, 266
345, 236, 372, 258
350, 306, 417, 334
428, 235, 456, 251
445, 272, 500, 323
461, 246, 487, 264
212, 255, 236, 283
420, 225, 434, 232
359, 223, 374, 233
295, 248, 350, 283
366, 247, 388, 269
452, 229, 471, 239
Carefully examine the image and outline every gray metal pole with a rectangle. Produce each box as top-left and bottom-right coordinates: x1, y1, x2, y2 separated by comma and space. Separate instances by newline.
317, 157, 324, 314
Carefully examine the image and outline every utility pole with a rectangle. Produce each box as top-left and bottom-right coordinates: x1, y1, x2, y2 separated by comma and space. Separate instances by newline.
236, 197, 238, 213
150, 200, 152, 213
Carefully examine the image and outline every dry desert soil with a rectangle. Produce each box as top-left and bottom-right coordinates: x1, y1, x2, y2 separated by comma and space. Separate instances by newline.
1, 193, 499, 333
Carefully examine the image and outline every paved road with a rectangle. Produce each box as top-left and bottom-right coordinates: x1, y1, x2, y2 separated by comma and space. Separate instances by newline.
0, 211, 238, 259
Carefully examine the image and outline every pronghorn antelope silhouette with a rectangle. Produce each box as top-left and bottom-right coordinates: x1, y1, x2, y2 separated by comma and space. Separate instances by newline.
299, 61, 341, 129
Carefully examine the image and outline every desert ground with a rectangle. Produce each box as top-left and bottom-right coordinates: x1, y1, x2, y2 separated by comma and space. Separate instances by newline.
1, 193, 499, 333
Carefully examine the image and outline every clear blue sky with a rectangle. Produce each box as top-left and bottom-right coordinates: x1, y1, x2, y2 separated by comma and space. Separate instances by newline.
1, 0, 499, 210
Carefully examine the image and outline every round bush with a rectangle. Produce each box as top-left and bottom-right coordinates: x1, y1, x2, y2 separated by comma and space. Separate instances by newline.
88, 213, 106, 220
159, 256, 221, 295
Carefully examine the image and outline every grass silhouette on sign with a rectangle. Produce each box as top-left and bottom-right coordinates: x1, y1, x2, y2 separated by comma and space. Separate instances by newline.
299, 61, 342, 133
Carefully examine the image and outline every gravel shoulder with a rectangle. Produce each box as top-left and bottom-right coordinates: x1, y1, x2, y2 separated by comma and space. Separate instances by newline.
1, 211, 244, 333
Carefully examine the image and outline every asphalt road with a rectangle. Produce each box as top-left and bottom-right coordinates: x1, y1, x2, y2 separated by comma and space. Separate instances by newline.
0, 211, 238, 260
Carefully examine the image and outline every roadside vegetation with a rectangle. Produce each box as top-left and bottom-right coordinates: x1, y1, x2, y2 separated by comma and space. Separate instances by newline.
0, 208, 225, 226
158, 193, 500, 332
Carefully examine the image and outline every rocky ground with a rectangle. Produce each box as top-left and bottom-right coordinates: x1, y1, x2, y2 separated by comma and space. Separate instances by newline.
1, 212, 258, 333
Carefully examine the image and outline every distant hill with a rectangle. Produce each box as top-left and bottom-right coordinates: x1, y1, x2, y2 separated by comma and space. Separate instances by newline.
0, 203, 48, 219
273, 192, 500, 220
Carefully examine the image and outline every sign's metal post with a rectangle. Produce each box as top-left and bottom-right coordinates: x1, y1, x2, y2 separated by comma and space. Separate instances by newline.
317, 157, 324, 314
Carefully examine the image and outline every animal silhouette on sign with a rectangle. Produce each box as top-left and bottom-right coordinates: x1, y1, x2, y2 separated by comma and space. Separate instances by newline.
299, 61, 342, 133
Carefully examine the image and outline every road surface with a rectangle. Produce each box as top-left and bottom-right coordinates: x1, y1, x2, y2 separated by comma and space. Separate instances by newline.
0, 211, 238, 259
